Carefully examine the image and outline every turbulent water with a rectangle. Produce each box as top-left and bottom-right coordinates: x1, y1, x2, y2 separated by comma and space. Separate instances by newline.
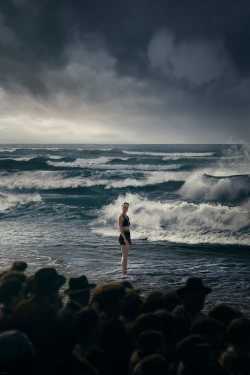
0, 144, 249, 312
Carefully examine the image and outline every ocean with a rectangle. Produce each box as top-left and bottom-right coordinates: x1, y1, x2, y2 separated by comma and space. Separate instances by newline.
0, 144, 249, 312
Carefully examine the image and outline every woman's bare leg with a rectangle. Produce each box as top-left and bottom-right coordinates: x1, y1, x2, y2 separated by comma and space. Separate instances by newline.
121, 244, 129, 275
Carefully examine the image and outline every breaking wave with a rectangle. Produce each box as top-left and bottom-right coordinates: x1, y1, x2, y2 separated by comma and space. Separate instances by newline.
48, 157, 184, 172
0, 192, 42, 212
47, 156, 114, 168
0, 170, 188, 191
180, 172, 250, 203
93, 193, 250, 245
47, 155, 64, 160
0, 156, 35, 162
122, 150, 215, 158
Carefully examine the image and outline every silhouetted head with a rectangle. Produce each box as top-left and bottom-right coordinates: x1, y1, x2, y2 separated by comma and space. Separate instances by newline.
122, 202, 129, 214
133, 354, 168, 375
28, 267, 66, 297
177, 277, 212, 314
0, 276, 25, 306
65, 275, 96, 307
132, 313, 164, 340
0, 330, 34, 374
137, 330, 166, 357
163, 290, 181, 312
143, 291, 165, 314
227, 318, 250, 350
0, 263, 28, 281
121, 290, 143, 322
191, 317, 225, 351
11, 261, 28, 273
91, 282, 126, 317
153, 310, 176, 349
176, 334, 211, 370
209, 303, 243, 327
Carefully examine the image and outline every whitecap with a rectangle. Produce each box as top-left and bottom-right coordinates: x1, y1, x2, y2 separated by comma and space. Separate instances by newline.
47, 156, 112, 168
93, 193, 250, 246
0, 192, 42, 212
180, 171, 250, 202
122, 150, 215, 158
0, 170, 188, 190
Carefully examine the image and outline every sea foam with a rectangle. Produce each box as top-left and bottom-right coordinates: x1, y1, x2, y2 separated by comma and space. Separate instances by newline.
180, 172, 250, 203
0, 170, 188, 190
0, 192, 42, 212
93, 193, 250, 245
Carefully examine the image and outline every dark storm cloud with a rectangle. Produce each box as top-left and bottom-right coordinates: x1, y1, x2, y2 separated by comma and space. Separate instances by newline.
1, 0, 250, 86
0, 0, 250, 142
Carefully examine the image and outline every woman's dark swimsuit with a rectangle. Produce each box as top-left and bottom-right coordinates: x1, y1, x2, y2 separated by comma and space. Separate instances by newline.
119, 214, 132, 245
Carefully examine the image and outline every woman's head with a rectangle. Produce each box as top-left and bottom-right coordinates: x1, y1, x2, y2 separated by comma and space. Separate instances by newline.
122, 202, 129, 213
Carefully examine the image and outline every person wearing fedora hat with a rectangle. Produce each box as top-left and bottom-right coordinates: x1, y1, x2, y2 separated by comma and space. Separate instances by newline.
59, 275, 96, 320
57, 276, 96, 367
65, 275, 96, 297
173, 277, 212, 330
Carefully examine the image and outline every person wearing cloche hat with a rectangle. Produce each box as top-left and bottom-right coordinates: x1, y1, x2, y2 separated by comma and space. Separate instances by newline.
58, 275, 96, 342
173, 277, 212, 331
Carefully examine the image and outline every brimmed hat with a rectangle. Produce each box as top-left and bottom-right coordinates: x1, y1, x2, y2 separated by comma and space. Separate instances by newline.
177, 277, 212, 297
65, 275, 96, 296
29, 268, 66, 295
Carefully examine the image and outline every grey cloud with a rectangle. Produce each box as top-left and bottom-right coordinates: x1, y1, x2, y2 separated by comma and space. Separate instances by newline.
0, 34, 249, 144
147, 29, 234, 86
11, 0, 29, 7
0, 12, 18, 47
0, 2, 249, 143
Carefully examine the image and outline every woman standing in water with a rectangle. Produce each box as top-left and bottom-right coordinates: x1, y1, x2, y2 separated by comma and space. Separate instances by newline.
118, 202, 132, 276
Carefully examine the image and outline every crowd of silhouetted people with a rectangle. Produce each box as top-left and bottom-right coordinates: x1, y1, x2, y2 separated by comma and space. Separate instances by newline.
0, 261, 249, 375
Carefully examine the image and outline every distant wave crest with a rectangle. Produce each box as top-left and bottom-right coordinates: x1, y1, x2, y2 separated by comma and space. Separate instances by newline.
0, 170, 188, 191
0, 192, 42, 212
122, 150, 215, 158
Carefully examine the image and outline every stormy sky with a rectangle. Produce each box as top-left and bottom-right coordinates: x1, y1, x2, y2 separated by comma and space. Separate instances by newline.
0, 0, 250, 143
